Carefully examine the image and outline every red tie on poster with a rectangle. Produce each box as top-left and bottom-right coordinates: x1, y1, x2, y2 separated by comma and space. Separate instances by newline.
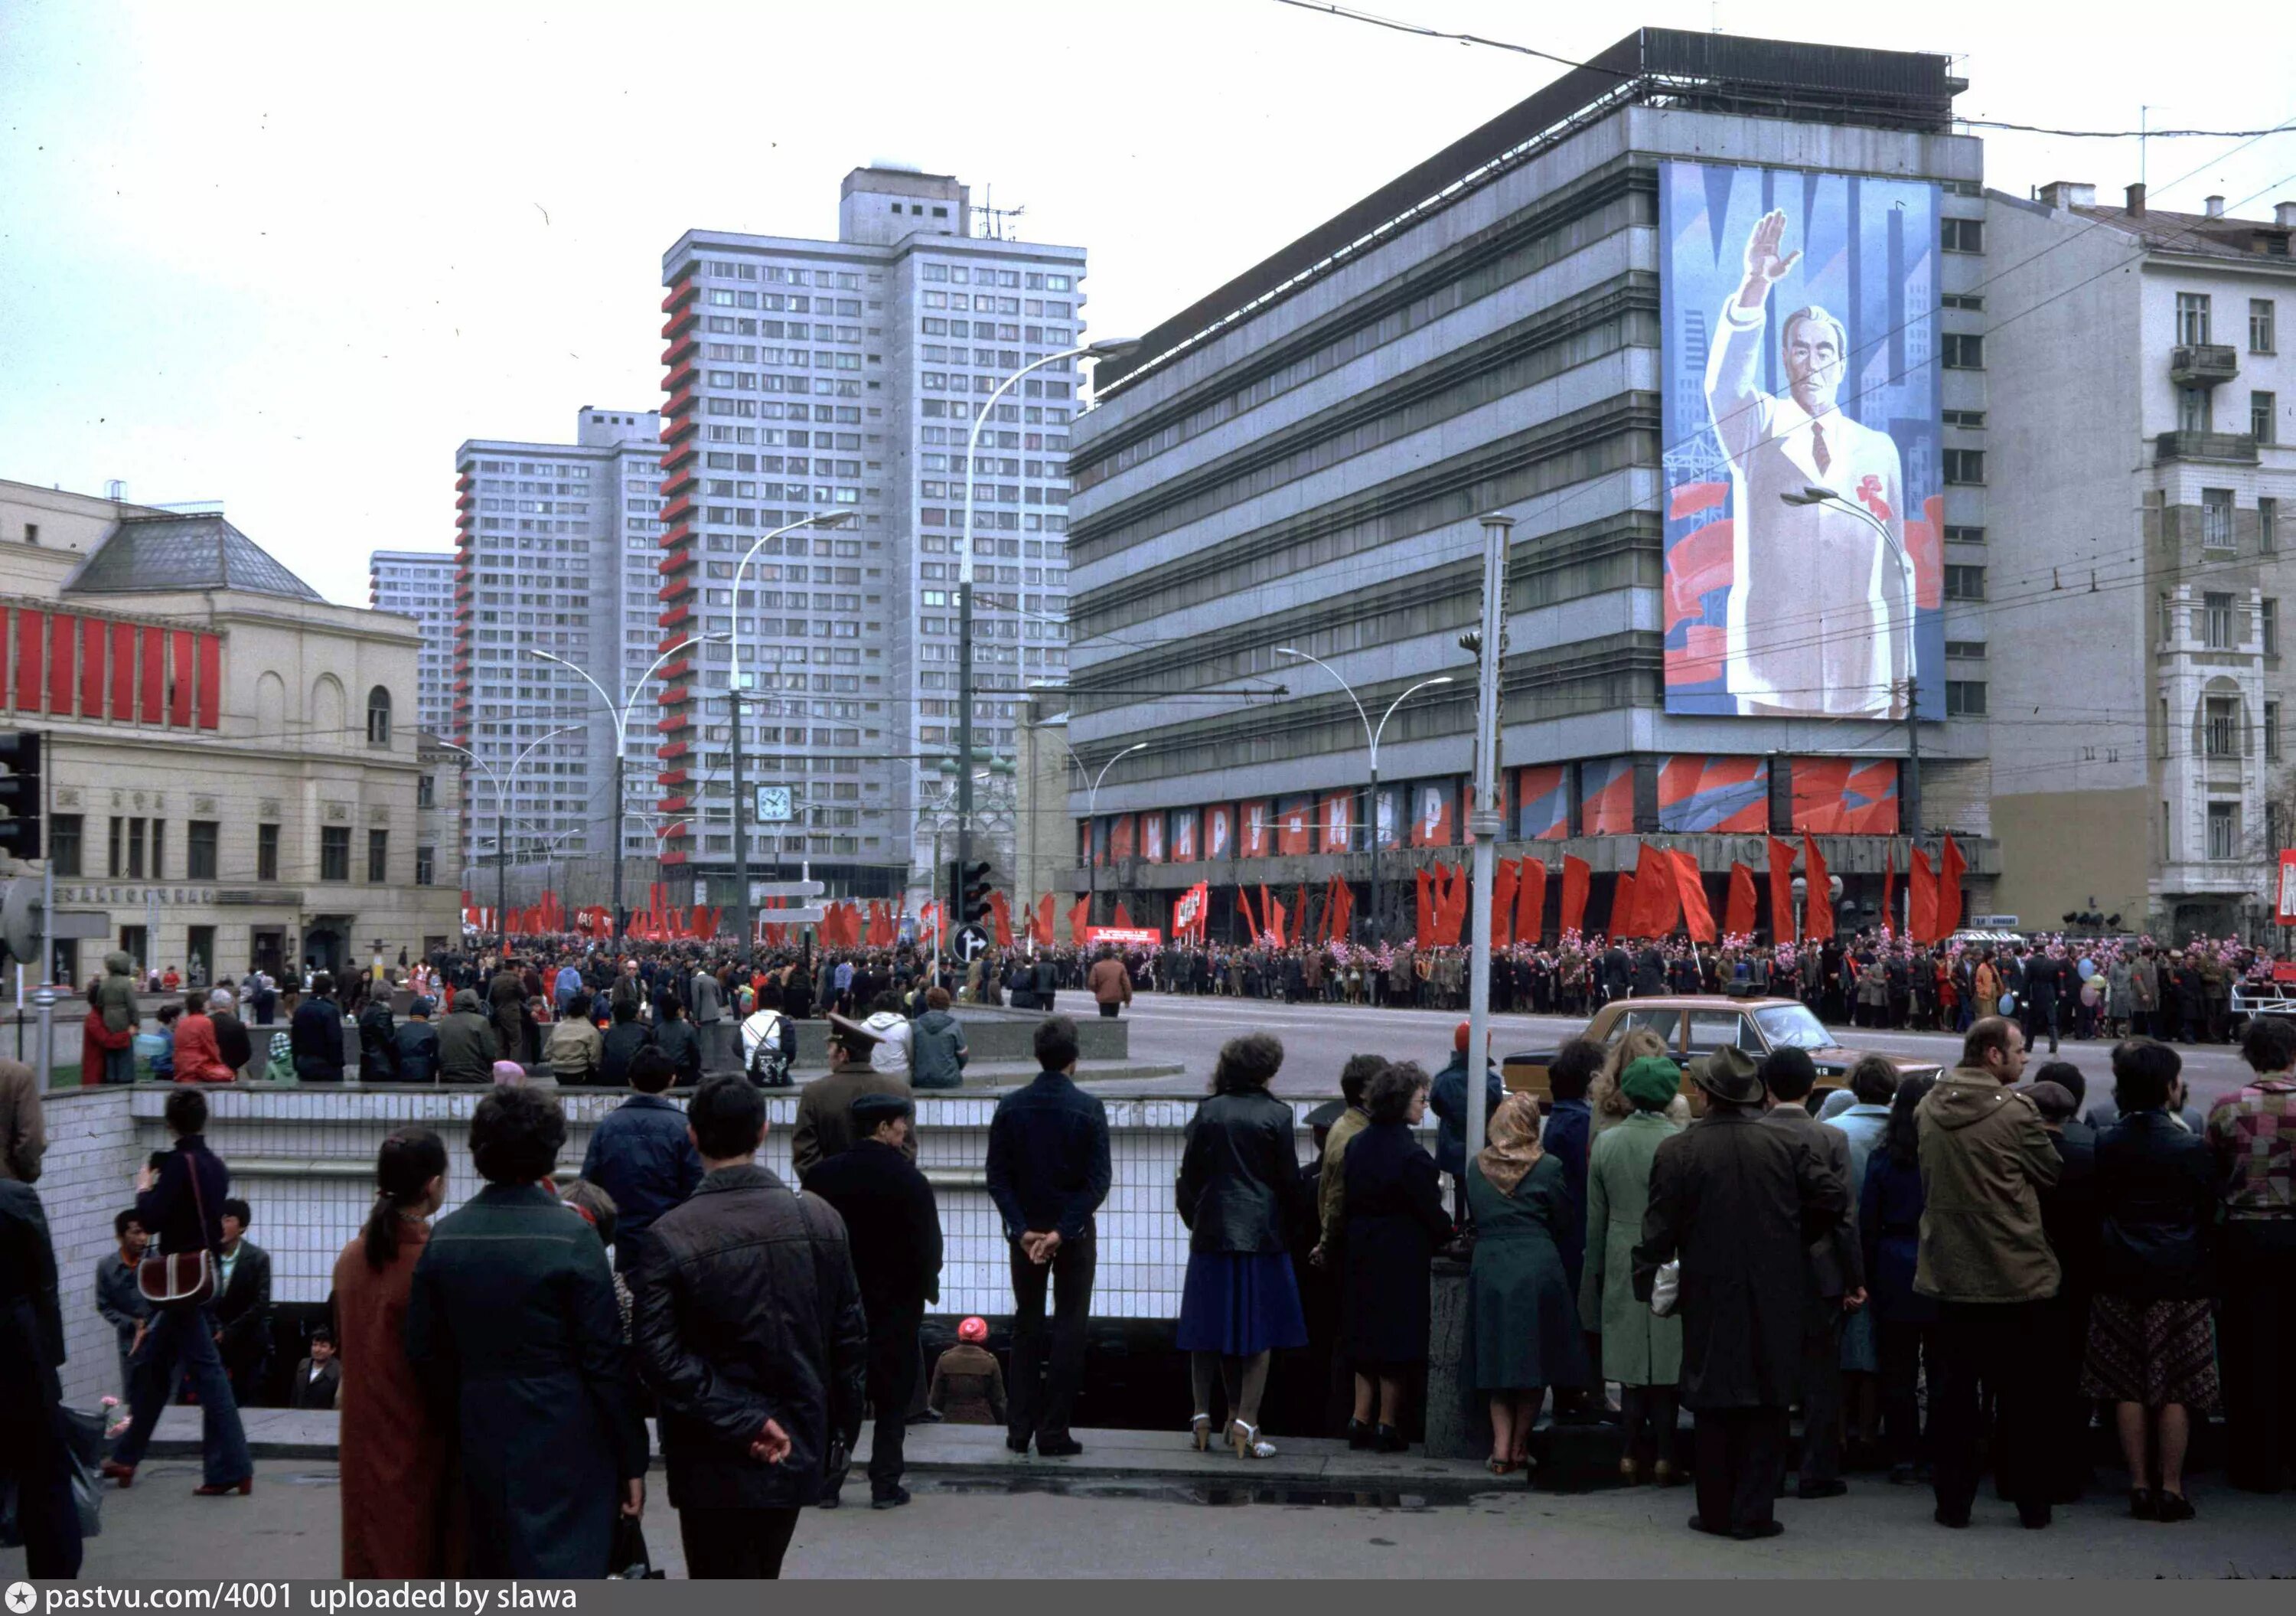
1724, 862, 1757, 940
1936, 836, 1967, 938
1559, 854, 1590, 938
1517, 857, 1547, 946
1767, 835, 1799, 942
1670, 850, 1716, 945
1908, 847, 1939, 944
1802, 834, 1835, 942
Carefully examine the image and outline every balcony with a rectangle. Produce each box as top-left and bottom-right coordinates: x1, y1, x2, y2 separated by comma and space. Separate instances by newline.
2169, 344, 2239, 387
2157, 431, 2260, 465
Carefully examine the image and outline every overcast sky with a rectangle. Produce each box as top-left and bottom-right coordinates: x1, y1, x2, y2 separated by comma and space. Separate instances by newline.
5, 0, 2294, 605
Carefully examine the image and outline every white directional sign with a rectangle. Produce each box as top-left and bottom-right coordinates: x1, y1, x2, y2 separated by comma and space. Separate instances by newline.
750, 880, 826, 901
954, 922, 991, 961
755, 785, 794, 822
754, 906, 827, 926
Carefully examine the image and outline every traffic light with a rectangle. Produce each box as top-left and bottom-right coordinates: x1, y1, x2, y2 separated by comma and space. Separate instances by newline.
0, 731, 41, 860
960, 860, 993, 926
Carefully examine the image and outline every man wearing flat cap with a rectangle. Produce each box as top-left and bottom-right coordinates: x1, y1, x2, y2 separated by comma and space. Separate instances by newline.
805, 1091, 942, 1510
1634, 1046, 1851, 1542
791, 1014, 916, 1185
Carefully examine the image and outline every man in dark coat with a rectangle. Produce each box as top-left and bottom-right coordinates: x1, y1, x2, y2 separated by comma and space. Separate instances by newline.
1430, 1021, 1502, 1223
805, 1091, 943, 1509
357, 994, 398, 1082
1636, 1046, 1850, 1541
290, 971, 347, 1081
394, 997, 443, 1082
631, 1076, 868, 1579
1600, 942, 1632, 1007
1756, 1049, 1866, 1497
2027, 1076, 2099, 1502
213, 1196, 274, 1405
407, 1085, 649, 1578
488, 958, 529, 1063
1632, 942, 1667, 997
0, 1175, 81, 1577
435, 989, 494, 1083
579, 1048, 703, 1272
790, 1017, 914, 1183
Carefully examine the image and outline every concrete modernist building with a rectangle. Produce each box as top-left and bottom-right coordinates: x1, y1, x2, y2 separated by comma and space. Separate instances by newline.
367, 550, 455, 739
449, 408, 666, 883
1065, 30, 2004, 942
0, 478, 461, 980
1988, 184, 2296, 939
653, 167, 1086, 902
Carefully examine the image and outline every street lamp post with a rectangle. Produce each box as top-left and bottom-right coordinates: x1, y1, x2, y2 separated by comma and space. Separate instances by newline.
1276, 649, 1454, 941
1463, 513, 1516, 1189
956, 338, 1134, 946
531, 634, 724, 947
1780, 485, 1923, 832
1062, 741, 1146, 931
438, 726, 581, 958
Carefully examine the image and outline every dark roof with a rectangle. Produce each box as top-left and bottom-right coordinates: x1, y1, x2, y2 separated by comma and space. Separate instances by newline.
2069, 204, 2296, 264
64, 513, 324, 602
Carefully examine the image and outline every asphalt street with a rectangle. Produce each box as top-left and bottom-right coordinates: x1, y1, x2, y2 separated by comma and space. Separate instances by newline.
1104, 992, 2264, 1112
9, 1459, 2290, 1580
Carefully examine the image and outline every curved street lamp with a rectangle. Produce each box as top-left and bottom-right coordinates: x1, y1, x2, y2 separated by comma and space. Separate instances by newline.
438, 726, 580, 955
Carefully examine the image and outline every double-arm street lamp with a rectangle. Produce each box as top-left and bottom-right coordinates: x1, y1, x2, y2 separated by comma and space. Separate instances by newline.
1274, 648, 1453, 941
438, 726, 581, 957
1064, 739, 1146, 929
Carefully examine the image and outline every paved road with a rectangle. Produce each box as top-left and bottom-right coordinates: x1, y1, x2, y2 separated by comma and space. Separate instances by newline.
1107, 992, 2265, 1111
10, 1458, 2289, 1580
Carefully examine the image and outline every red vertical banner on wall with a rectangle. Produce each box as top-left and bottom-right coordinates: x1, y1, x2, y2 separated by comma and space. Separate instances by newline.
110, 622, 136, 720
47, 613, 77, 716
194, 633, 221, 729
14, 611, 44, 713
78, 619, 105, 716
168, 629, 194, 726
139, 626, 165, 723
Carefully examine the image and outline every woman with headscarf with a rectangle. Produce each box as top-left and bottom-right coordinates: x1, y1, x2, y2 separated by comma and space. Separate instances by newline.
1466, 1091, 1593, 1475
1588, 1027, 1692, 1138
1580, 1055, 1688, 1484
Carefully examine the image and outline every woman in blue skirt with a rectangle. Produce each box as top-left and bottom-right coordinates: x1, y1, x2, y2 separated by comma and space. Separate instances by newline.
1176, 1032, 1309, 1458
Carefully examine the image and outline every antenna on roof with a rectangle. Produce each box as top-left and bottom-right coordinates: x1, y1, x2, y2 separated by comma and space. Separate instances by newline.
104, 479, 127, 502
974, 186, 1026, 241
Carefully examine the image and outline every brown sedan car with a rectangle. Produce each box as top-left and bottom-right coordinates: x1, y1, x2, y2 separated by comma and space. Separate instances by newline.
1502, 994, 1941, 1107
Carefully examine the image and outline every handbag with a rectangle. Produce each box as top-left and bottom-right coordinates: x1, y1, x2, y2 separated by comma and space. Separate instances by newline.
135, 1152, 218, 1311
610, 1513, 663, 1579
1649, 1258, 1681, 1318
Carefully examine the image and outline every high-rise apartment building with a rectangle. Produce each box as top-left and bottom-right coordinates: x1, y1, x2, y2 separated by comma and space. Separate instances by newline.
450, 407, 665, 877
368, 550, 455, 738
654, 166, 1086, 898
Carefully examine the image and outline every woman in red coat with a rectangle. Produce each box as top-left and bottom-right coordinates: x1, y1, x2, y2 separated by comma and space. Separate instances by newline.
333, 1129, 460, 1577
171, 997, 236, 1083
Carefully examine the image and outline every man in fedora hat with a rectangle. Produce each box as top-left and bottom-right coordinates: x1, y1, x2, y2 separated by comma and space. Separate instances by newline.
1635, 1046, 1851, 1541
789, 1014, 915, 1185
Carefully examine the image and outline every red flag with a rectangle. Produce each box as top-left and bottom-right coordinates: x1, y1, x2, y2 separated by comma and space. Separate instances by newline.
1440, 863, 1470, 947
1112, 899, 1134, 931
1606, 865, 1636, 939
1237, 885, 1259, 942
1414, 868, 1433, 944
1517, 857, 1547, 945
1067, 897, 1091, 945
988, 890, 1014, 949
1724, 861, 1757, 939
1560, 854, 1591, 937
1767, 835, 1799, 943
1908, 847, 1939, 944
1326, 877, 1354, 942
1267, 893, 1287, 948
1491, 858, 1518, 948
1294, 883, 1311, 948
1670, 850, 1716, 945
1632, 843, 1681, 939
1883, 850, 1898, 938
1937, 836, 1967, 939
1802, 835, 1835, 942
1257, 884, 1276, 945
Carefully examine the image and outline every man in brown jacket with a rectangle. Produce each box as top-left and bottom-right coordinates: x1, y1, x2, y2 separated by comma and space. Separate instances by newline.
1086, 948, 1132, 1020
0, 1055, 44, 1183
1916, 1016, 2062, 1530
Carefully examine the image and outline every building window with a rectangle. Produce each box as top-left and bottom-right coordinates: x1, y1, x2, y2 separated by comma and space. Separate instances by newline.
320, 826, 350, 882
1945, 680, 1988, 717
2203, 489, 2236, 549
258, 822, 280, 883
365, 686, 393, 746
148, 821, 164, 880
2265, 598, 2281, 656
49, 814, 81, 877
2264, 497, 2281, 553
2207, 800, 2238, 860
2203, 591, 2235, 648
2253, 298, 2278, 354
1942, 333, 1985, 369
2177, 292, 2213, 347
1945, 639, 1987, 659
1941, 217, 1984, 253
2206, 695, 2239, 756
108, 817, 148, 880
188, 820, 218, 880
1943, 449, 1985, 485
1943, 564, 1987, 601
2255, 391, 2278, 444
1944, 524, 1986, 545
2178, 387, 2213, 433
2268, 700, 2283, 760
367, 829, 389, 883
416, 845, 435, 886
416, 774, 435, 809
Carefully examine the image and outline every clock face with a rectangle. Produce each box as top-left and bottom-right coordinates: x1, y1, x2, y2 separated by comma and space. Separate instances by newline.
755, 785, 792, 822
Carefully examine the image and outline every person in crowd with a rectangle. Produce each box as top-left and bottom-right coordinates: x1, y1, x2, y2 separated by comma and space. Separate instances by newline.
806, 1091, 943, 1508
289, 1326, 341, 1409
104, 1087, 254, 1494
1589, 1027, 1692, 1138
171, 994, 233, 1084
291, 971, 346, 1082
741, 983, 798, 1087
2083, 1038, 2223, 1523
1915, 1016, 2060, 1530
928, 1316, 1009, 1425
1634, 1046, 1848, 1542
1338, 1061, 1450, 1453
96, 949, 140, 1085
554, 959, 585, 1019
688, 961, 731, 1073
1088, 946, 1133, 1019
1, 1048, 44, 1182
136, 1002, 179, 1079
0, 1170, 81, 1578
984, 1015, 1110, 1458
859, 990, 914, 1078
1756, 1046, 1864, 1499
1466, 1090, 1593, 1475
631, 1076, 867, 1579
1174, 1033, 1307, 1461
2209, 1013, 2296, 1492
208, 989, 254, 1081
1310, 1054, 1384, 1270
1829, 1056, 1896, 1467
488, 956, 529, 1063
95, 1208, 152, 1402
213, 1196, 273, 1405
334, 1127, 455, 1576
1581, 1055, 1687, 1485
579, 1047, 703, 1274
911, 986, 969, 1090
82, 974, 135, 1088
557, 1179, 633, 1338
390, 997, 442, 1084
2028, 1076, 2102, 1503
1541, 1039, 1600, 1410
598, 995, 655, 1089
792, 1015, 915, 1183
1863, 1072, 1938, 1484
356, 990, 397, 1083
406, 1085, 648, 1577
1430, 1021, 1502, 1223
540, 991, 598, 1084
653, 994, 703, 1089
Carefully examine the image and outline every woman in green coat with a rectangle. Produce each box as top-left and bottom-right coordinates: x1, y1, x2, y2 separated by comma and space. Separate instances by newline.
1580, 1056, 1687, 1484
1466, 1092, 1593, 1475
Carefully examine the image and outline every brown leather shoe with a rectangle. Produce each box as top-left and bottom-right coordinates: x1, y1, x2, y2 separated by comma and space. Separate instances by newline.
100, 1460, 135, 1489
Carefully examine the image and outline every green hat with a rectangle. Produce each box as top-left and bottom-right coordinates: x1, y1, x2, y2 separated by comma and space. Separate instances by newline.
1619, 1056, 1682, 1111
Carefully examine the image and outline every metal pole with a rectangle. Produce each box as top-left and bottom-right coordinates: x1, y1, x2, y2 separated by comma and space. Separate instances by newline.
612, 751, 625, 944
497, 801, 509, 958
1463, 512, 1514, 1197
1903, 674, 1923, 834
34, 746, 54, 1081
957, 576, 975, 943
732, 686, 748, 958
1367, 762, 1379, 942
